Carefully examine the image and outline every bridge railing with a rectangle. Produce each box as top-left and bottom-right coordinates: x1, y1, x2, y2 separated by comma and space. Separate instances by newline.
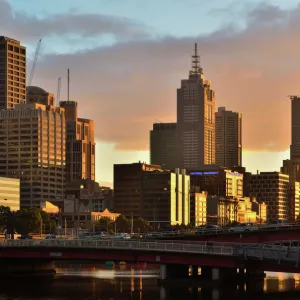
243, 241, 300, 267
0, 239, 238, 257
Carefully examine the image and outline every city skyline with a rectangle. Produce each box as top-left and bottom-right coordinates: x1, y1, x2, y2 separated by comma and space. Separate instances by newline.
2, 0, 300, 185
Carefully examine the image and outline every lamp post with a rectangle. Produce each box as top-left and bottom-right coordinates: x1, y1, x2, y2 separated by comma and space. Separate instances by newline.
153, 195, 159, 232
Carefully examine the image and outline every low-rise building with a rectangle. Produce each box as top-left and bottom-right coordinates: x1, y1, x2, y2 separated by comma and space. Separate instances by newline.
237, 197, 257, 223
0, 177, 20, 211
64, 179, 106, 213
62, 209, 120, 231
190, 191, 207, 227
251, 198, 267, 224
207, 196, 266, 226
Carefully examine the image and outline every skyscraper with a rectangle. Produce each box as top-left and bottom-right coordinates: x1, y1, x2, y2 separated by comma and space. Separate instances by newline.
177, 43, 215, 169
150, 122, 179, 170
0, 36, 26, 108
215, 107, 242, 168
60, 101, 95, 182
281, 96, 300, 183
0, 103, 65, 208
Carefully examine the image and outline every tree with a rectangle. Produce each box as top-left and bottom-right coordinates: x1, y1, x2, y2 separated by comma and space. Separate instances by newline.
133, 217, 151, 233
115, 215, 130, 233
14, 208, 42, 234
95, 217, 111, 232
0, 206, 11, 230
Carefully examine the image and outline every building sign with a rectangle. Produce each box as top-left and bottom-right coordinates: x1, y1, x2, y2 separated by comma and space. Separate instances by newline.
190, 171, 219, 175
228, 172, 243, 177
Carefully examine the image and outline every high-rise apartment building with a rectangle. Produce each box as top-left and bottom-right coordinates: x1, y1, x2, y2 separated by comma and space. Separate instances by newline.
0, 103, 65, 208
114, 162, 190, 226
177, 43, 215, 169
60, 101, 95, 182
150, 122, 179, 170
215, 107, 242, 168
0, 36, 26, 108
249, 172, 289, 221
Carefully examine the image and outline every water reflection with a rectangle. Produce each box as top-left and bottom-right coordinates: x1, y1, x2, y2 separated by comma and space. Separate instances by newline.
0, 264, 299, 299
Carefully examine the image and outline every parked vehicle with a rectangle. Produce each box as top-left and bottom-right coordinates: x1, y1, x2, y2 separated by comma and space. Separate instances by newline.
229, 223, 258, 233
78, 231, 111, 240
18, 234, 33, 240
262, 220, 290, 229
195, 225, 223, 235
44, 234, 56, 239
113, 233, 131, 240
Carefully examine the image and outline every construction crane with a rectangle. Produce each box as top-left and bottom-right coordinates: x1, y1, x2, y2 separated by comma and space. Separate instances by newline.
56, 77, 61, 106
27, 39, 42, 87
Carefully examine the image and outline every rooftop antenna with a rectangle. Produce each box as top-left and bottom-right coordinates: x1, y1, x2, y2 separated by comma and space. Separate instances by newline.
189, 42, 202, 76
56, 77, 61, 106
67, 69, 70, 101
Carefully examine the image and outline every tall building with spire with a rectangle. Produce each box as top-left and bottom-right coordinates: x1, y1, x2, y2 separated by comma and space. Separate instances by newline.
177, 43, 215, 169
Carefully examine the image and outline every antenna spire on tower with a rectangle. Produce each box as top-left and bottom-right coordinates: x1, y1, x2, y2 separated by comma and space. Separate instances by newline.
189, 42, 202, 76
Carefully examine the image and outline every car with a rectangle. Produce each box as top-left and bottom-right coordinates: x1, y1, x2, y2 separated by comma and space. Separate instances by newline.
18, 234, 33, 240
262, 220, 290, 230
113, 233, 131, 240
44, 234, 56, 239
228, 223, 258, 233
78, 231, 111, 240
195, 225, 223, 235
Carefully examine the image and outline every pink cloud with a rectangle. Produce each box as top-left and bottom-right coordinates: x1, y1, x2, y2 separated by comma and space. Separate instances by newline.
4, 1, 300, 153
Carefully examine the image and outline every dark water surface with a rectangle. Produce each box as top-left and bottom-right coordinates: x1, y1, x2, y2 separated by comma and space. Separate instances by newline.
0, 263, 300, 300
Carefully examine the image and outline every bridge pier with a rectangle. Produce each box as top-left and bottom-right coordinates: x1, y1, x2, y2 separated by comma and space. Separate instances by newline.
160, 264, 189, 280
0, 259, 55, 277
191, 265, 199, 277
211, 267, 236, 281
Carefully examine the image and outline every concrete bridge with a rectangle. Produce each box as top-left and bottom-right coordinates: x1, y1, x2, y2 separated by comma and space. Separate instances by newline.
1, 239, 300, 281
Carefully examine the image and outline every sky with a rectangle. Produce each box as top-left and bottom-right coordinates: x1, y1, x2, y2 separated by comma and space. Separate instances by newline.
2, 0, 300, 186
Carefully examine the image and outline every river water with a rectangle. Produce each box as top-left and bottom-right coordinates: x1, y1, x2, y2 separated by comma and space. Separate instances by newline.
0, 263, 300, 300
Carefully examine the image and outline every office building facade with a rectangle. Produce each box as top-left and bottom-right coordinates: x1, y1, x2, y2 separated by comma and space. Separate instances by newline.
189, 166, 243, 198
0, 177, 20, 211
26, 86, 55, 106
150, 122, 179, 170
0, 36, 26, 108
177, 43, 215, 169
113, 162, 190, 226
249, 172, 289, 221
190, 191, 207, 227
0, 103, 65, 208
215, 107, 242, 168
60, 101, 95, 182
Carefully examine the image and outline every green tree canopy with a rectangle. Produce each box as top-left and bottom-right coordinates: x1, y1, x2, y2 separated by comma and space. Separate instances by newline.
14, 208, 42, 234
115, 215, 130, 233
133, 217, 151, 233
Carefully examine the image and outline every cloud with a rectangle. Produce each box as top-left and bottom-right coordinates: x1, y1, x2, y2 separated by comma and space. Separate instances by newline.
0, 0, 150, 43
3, 0, 300, 153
